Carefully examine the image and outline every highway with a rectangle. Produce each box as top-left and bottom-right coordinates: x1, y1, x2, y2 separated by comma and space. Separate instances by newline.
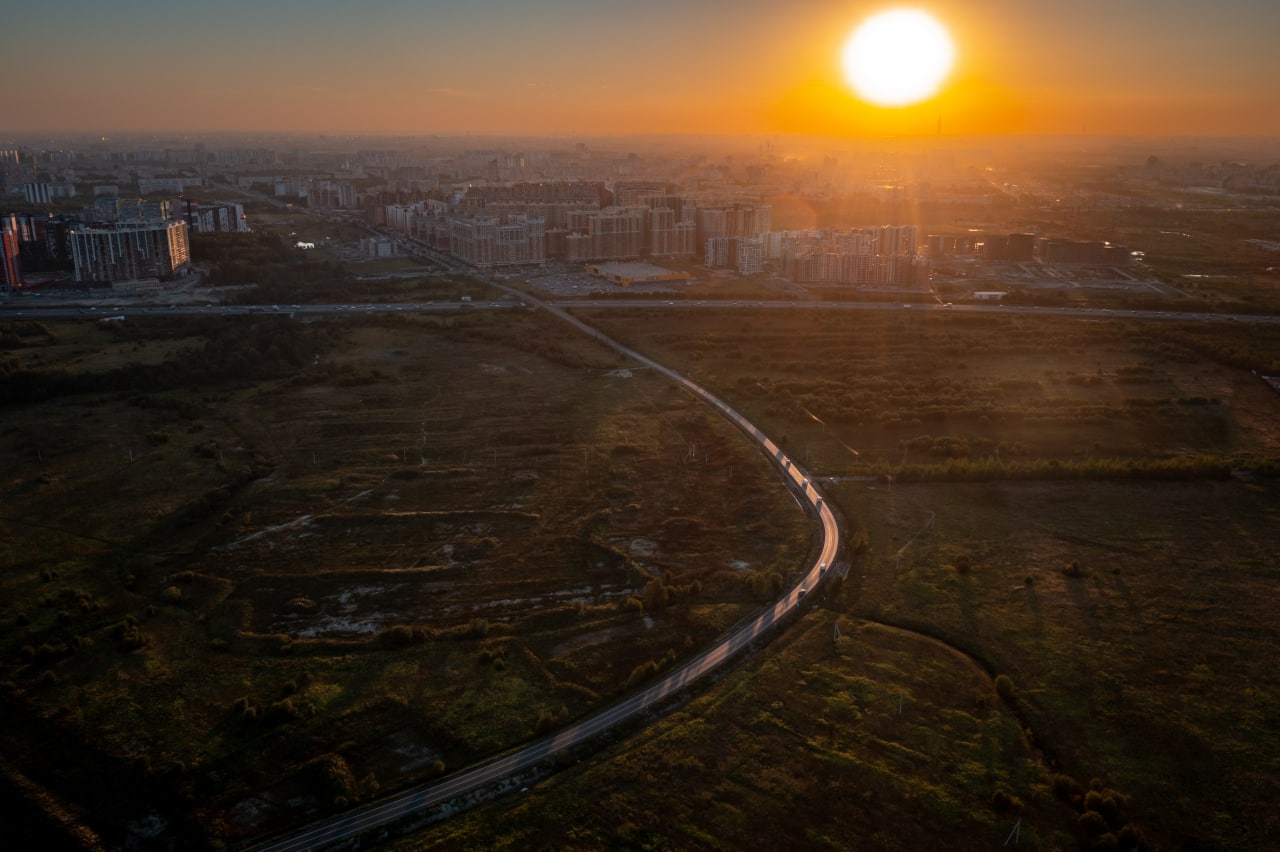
3, 296, 1278, 326
548, 297, 1280, 325
247, 291, 841, 852
0, 300, 517, 320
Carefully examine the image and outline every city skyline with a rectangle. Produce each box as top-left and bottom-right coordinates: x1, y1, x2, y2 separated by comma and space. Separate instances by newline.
5, 1, 1280, 138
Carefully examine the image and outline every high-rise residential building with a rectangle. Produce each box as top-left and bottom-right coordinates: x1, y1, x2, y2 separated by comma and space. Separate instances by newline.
451, 216, 497, 268
137, 178, 190, 195
647, 207, 696, 257
21, 182, 76, 204
874, 225, 919, 256
214, 148, 277, 168
463, 181, 609, 207
786, 252, 925, 288
927, 234, 974, 256
982, 232, 1035, 262
694, 203, 772, 246
706, 236, 763, 274
449, 213, 545, 268
612, 180, 671, 207
564, 207, 644, 262
183, 202, 249, 233
94, 197, 171, 224
359, 237, 396, 258
0, 217, 22, 292
69, 221, 190, 284
308, 180, 359, 210
778, 226, 926, 288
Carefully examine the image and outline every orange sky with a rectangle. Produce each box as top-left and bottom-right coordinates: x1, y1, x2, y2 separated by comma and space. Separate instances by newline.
5, 1, 1280, 137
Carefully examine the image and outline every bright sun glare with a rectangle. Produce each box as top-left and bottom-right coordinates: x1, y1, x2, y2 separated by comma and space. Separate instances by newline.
842, 8, 955, 108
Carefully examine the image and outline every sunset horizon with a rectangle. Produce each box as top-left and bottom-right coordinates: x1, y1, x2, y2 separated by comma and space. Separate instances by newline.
4, 4, 1280, 852
6, 1, 1280, 139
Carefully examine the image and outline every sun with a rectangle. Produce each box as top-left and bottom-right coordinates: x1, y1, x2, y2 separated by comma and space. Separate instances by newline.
842, 8, 955, 108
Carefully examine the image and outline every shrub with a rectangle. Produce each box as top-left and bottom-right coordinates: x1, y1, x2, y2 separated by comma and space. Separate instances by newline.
1079, 811, 1109, 837
849, 529, 870, 554
113, 622, 149, 652
990, 786, 1022, 813
1099, 795, 1124, 827
1091, 833, 1121, 852
262, 698, 306, 725
641, 577, 671, 612
1049, 772, 1077, 802
479, 643, 507, 664
535, 706, 569, 733
381, 624, 428, 647
1116, 824, 1144, 850
231, 696, 259, 723
994, 674, 1016, 701
626, 659, 661, 688
360, 773, 379, 798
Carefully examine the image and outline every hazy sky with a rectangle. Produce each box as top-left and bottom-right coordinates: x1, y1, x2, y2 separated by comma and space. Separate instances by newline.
6, 0, 1280, 137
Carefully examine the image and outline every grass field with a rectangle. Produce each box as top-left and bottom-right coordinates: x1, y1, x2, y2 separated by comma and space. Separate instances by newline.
3, 303, 1279, 850
530, 306, 1280, 851
402, 475, 1280, 852
0, 310, 814, 848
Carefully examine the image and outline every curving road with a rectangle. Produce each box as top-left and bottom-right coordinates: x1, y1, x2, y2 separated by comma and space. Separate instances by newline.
248, 292, 840, 852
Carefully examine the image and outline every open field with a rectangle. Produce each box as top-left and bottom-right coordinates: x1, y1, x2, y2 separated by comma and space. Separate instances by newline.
0, 310, 814, 848
404, 475, 1280, 852
3, 302, 1279, 850
581, 308, 1280, 477
401, 613, 1068, 851
833, 477, 1280, 851
404, 283, 1278, 852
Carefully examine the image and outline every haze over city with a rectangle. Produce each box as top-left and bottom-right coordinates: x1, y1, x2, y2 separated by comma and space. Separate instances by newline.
4, 2, 1280, 851
7, 0, 1280, 137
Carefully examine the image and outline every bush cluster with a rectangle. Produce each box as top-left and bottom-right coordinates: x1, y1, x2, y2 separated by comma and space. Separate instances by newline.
1051, 774, 1148, 851
625, 648, 680, 689
0, 317, 340, 405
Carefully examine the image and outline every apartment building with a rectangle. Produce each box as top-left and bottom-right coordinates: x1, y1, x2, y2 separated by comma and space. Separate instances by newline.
69, 220, 190, 284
